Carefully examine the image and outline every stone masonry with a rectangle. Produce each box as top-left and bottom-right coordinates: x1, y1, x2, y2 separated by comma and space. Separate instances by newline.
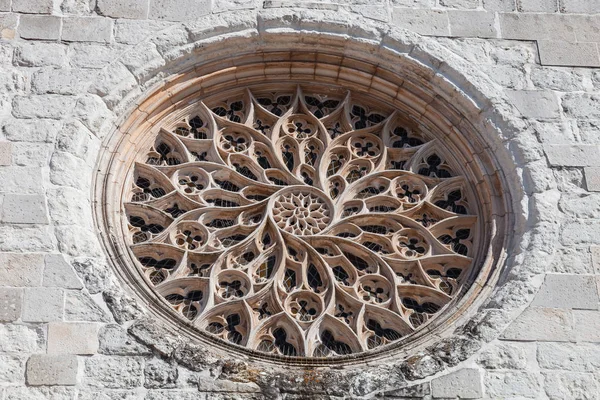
0, 0, 599, 399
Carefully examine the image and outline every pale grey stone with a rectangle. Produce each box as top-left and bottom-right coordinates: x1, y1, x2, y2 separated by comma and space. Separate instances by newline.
56, 225, 103, 257
562, 221, 600, 246
97, 0, 148, 19
400, 354, 444, 380
3, 119, 61, 143
12, 0, 55, 13
78, 390, 145, 400
144, 358, 178, 389
477, 342, 530, 370
0, 0, 8, 11
448, 10, 496, 38
499, 13, 576, 41
43, 254, 83, 289
0, 166, 45, 194
72, 94, 114, 135
573, 310, 600, 342
0, 253, 44, 287
32, 67, 92, 95
490, 42, 537, 65
502, 307, 572, 341
543, 371, 598, 400
22, 287, 63, 322
84, 356, 144, 389
98, 324, 151, 356
47, 186, 93, 226
145, 391, 205, 400
114, 19, 174, 44
0, 324, 44, 353
102, 288, 144, 324
431, 368, 482, 399
11, 143, 52, 167
531, 274, 599, 310
531, 66, 586, 91
0, 225, 55, 252
49, 151, 92, 190
570, 15, 600, 42
481, 64, 527, 90
559, 194, 600, 219
69, 44, 124, 69
119, 41, 165, 83
483, 0, 515, 11
563, 94, 600, 119
65, 290, 110, 322
517, 0, 558, 11
19, 15, 61, 40
13, 95, 76, 120
55, 120, 101, 163
26, 354, 78, 386
0, 13, 17, 39
538, 342, 600, 372
538, 41, 600, 68
507, 90, 560, 119
550, 246, 593, 274
149, 0, 211, 21
485, 371, 540, 398
0, 355, 25, 384
5, 386, 77, 400
62, 17, 113, 43
578, 120, 600, 143
72, 257, 114, 294
383, 382, 430, 398
593, 246, 600, 273
0, 288, 22, 322
561, 0, 600, 13
1, 194, 48, 224
130, 319, 181, 358
48, 321, 100, 354
0, 140, 11, 165
545, 145, 600, 167
440, 0, 479, 8
392, 8, 449, 36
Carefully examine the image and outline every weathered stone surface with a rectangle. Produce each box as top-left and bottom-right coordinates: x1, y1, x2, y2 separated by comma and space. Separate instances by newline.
99, 324, 151, 356
0, 355, 25, 384
47, 321, 99, 354
3, 119, 61, 143
507, 90, 560, 119
563, 94, 600, 119
26, 355, 78, 386
0, 253, 44, 287
0, 324, 44, 353
0, 287, 22, 321
102, 288, 144, 324
43, 254, 83, 289
15, 42, 68, 67
477, 342, 530, 369
13, 95, 76, 120
518, 0, 557, 12
149, 0, 211, 21
62, 17, 113, 43
69, 44, 124, 69
22, 287, 63, 322
562, 221, 600, 246
97, 0, 148, 19
531, 274, 599, 309
392, 8, 449, 36
561, 0, 600, 13
0, 194, 48, 224
485, 371, 540, 398
12, 0, 55, 13
144, 358, 178, 389
65, 290, 110, 322
129, 319, 181, 357
573, 310, 600, 342
483, 0, 515, 11
72, 257, 114, 294
448, 10, 496, 38
538, 342, 600, 372
19, 15, 61, 40
431, 368, 482, 399
502, 307, 573, 341
538, 40, 600, 68
499, 13, 576, 41
5, 386, 77, 400
543, 371, 598, 400
545, 145, 600, 167
84, 356, 144, 389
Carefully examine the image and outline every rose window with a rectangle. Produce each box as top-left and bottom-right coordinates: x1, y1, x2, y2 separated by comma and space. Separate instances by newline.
120, 85, 482, 358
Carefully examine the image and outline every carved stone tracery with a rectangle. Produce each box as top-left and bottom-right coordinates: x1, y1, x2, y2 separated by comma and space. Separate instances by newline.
123, 85, 481, 358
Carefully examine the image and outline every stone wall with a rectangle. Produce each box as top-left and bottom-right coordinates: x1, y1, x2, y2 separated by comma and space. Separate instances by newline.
0, 0, 599, 399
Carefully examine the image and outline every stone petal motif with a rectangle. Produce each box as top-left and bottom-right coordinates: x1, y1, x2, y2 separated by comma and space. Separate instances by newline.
124, 86, 479, 358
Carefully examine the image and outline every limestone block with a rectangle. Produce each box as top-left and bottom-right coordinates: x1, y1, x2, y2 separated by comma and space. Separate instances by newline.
15, 42, 68, 67
483, 0, 515, 11
530, 67, 586, 92
538, 342, 600, 372
32, 68, 92, 95
97, 0, 148, 19
69, 44, 124, 69
2, 119, 61, 143
1, 194, 48, 224
26, 354, 78, 386
148, 0, 211, 21
12, 0, 55, 13
0, 141, 11, 165
0, 253, 44, 287
448, 10, 496, 38
13, 95, 76, 120
65, 290, 109, 322
5, 386, 77, 400
507, 90, 560, 119
517, 0, 557, 12
563, 94, 600, 119
545, 145, 600, 167
0, 355, 25, 384
593, 246, 600, 273
531, 274, 599, 310
0, 225, 55, 252
499, 13, 576, 41
538, 41, 600, 68
570, 15, 600, 42
114, 19, 174, 44
18, 15, 61, 40
62, 17, 113, 43
98, 324, 151, 356
439, 0, 479, 8
573, 310, 600, 342
561, 221, 600, 246
0, 324, 44, 353
392, 8, 449, 36
0, 287, 22, 322
502, 307, 572, 341
561, 0, 600, 13
12, 143, 52, 167
43, 254, 83, 289
83, 356, 144, 388
22, 287, 63, 322
0, 0, 8, 11
144, 358, 178, 389
0, 13, 17, 39
145, 391, 206, 400
585, 168, 600, 192
477, 342, 529, 370
47, 322, 99, 354
431, 368, 483, 399
543, 371, 598, 400
485, 371, 539, 398
72, 258, 113, 294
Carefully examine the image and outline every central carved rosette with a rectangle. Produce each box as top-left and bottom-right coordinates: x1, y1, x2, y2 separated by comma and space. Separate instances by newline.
270, 187, 333, 235
123, 85, 479, 358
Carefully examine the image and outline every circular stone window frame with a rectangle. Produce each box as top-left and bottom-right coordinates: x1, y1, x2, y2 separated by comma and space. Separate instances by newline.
92, 11, 553, 375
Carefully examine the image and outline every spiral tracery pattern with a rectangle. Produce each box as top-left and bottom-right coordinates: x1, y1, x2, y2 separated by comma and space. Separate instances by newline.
124, 85, 479, 357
